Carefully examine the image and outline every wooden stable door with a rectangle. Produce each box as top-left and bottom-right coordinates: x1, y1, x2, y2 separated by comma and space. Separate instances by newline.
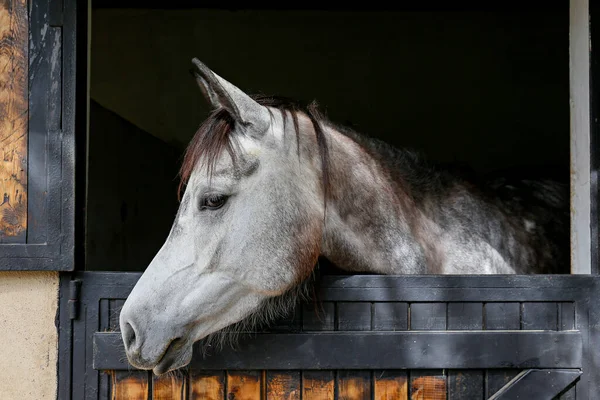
59, 273, 591, 400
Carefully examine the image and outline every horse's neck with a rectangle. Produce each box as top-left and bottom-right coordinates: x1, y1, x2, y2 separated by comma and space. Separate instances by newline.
320, 127, 430, 274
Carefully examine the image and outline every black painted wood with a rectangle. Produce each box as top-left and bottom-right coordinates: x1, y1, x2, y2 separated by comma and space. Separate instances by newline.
337, 302, 371, 331
410, 303, 446, 330
484, 303, 520, 330
488, 369, 582, 400
448, 370, 484, 400
521, 302, 558, 330
302, 302, 335, 331
93, 331, 582, 371
448, 303, 483, 330
372, 303, 408, 331
62, 273, 600, 399
0, 0, 77, 270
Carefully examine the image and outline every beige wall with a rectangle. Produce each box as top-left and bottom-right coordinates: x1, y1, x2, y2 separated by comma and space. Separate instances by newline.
0, 272, 58, 400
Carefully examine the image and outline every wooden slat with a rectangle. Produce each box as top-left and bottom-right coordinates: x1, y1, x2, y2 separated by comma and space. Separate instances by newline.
303, 302, 335, 331
410, 303, 446, 330
152, 373, 186, 400
410, 371, 447, 400
521, 303, 558, 330
486, 369, 520, 398
226, 371, 262, 400
559, 302, 576, 331
0, 0, 28, 242
485, 302, 521, 397
337, 303, 371, 331
111, 371, 150, 400
302, 371, 334, 400
447, 303, 483, 330
94, 331, 583, 370
110, 299, 126, 332
189, 371, 225, 400
338, 370, 370, 400
488, 369, 582, 400
484, 303, 520, 330
373, 303, 408, 331
266, 371, 300, 400
447, 370, 484, 400
373, 370, 408, 400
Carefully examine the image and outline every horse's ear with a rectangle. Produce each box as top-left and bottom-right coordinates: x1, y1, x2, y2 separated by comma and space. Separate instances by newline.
191, 58, 270, 138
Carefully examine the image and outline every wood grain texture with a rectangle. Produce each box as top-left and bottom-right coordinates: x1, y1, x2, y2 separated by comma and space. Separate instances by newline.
374, 370, 408, 400
447, 370, 484, 400
302, 371, 334, 400
338, 370, 371, 400
111, 371, 150, 400
189, 371, 224, 400
410, 371, 447, 400
0, 0, 28, 242
152, 373, 186, 400
266, 371, 300, 400
227, 371, 262, 400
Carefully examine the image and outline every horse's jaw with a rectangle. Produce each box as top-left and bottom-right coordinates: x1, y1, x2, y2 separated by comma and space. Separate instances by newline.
120, 270, 267, 374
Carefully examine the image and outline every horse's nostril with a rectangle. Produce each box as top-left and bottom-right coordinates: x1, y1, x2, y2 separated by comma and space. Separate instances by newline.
123, 322, 137, 351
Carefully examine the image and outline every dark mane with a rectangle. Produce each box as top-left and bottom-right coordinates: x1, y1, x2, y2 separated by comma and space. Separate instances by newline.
178, 95, 331, 201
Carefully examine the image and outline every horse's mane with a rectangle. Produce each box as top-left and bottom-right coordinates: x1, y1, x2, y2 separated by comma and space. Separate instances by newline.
178, 93, 498, 205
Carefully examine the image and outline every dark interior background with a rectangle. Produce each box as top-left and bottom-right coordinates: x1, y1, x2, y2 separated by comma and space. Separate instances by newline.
86, 4, 569, 271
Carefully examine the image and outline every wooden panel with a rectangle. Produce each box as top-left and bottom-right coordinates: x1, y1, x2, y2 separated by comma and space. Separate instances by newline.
338, 370, 370, 400
110, 299, 126, 331
488, 369, 581, 400
0, 0, 28, 242
227, 371, 262, 400
373, 303, 408, 331
410, 370, 446, 400
337, 302, 371, 331
302, 371, 334, 400
486, 369, 520, 398
557, 384, 577, 400
484, 303, 520, 330
266, 371, 300, 400
111, 371, 150, 400
447, 303, 482, 330
373, 370, 408, 400
522, 303, 558, 330
152, 373, 186, 400
410, 303, 446, 330
303, 302, 335, 331
559, 302, 576, 331
189, 371, 225, 400
447, 370, 484, 400
95, 331, 583, 370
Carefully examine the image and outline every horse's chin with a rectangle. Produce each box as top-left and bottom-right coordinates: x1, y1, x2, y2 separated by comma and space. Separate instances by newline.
151, 341, 193, 376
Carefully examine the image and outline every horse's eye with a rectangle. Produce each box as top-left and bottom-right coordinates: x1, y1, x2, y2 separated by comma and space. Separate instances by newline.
200, 194, 228, 211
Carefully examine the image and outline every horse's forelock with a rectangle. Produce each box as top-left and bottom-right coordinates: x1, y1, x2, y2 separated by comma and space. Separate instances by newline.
178, 95, 332, 205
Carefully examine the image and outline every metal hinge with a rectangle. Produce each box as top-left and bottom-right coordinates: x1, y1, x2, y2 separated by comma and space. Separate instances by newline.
68, 279, 82, 320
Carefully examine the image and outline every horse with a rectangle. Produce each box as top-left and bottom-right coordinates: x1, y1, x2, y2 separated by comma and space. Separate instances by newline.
119, 58, 569, 375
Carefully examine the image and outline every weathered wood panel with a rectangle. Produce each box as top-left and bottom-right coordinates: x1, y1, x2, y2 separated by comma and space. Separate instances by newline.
302, 371, 334, 400
410, 371, 447, 400
189, 371, 224, 400
227, 371, 262, 400
447, 370, 484, 400
338, 370, 370, 400
0, 0, 28, 242
152, 373, 186, 400
373, 370, 408, 400
266, 371, 300, 400
111, 371, 150, 400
